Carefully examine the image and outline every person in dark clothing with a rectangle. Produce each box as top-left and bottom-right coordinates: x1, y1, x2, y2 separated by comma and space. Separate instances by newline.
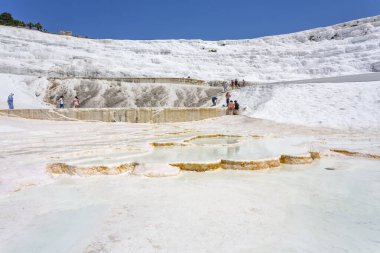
233, 100, 240, 115
211, 96, 217, 106
234, 100, 240, 110
7, 93, 14, 109
235, 79, 240, 88
225, 92, 231, 105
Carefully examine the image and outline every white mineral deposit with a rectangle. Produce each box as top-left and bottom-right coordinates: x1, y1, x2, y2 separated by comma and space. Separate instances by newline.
0, 14, 379, 253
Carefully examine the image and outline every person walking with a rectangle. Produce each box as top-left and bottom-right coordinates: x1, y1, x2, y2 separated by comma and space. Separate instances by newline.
223, 81, 228, 92
7, 93, 14, 109
58, 96, 64, 108
225, 92, 231, 106
72, 96, 80, 108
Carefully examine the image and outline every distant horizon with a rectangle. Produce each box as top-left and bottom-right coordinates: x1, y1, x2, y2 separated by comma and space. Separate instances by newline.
1, 0, 380, 40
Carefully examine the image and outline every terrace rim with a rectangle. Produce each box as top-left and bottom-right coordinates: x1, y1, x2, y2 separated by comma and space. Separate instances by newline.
0, 107, 226, 123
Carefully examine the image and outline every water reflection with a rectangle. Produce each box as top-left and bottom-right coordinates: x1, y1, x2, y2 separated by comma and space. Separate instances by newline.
129, 137, 312, 164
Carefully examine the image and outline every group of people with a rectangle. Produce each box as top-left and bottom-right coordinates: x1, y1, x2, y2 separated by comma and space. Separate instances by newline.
210, 91, 240, 115
223, 79, 245, 92
211, 78, 243, 115
6, 93, 80, 109
225, 92, 240, 115
58, 95, 80, 108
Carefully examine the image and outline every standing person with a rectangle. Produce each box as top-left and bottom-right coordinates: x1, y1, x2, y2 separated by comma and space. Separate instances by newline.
233, 100, 240, 115
7, 93, 14, 109
223, 81, 228, 92
225, 92, 231, 106
242, 79, 246, 87
235, 78, 240, 88
72, 96, 80, 108
58, 96, 64, 108
231, 80, 235, 90
211, 96, 217, 106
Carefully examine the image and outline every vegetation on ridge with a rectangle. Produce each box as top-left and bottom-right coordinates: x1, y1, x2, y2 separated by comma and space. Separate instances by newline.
0, 12, 45, 31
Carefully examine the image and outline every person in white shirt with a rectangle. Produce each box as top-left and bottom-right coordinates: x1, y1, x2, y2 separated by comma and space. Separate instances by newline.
59, 96, 64, 108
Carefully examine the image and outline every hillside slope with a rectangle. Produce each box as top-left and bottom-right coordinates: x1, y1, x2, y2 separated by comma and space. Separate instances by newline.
227, 78, 380, 130
1, 16, 379, 130
0, 16, 379, 81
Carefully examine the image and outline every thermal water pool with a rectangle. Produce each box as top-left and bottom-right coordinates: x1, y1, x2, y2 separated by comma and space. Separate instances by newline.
128, 136, 316, 164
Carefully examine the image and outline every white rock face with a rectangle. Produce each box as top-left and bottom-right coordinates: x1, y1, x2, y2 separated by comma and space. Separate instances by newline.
1, 16, 379, 129
132, 163, 180, 177
0, 16, 379, 81
0, 73, 222, 109
0, 74, 51, 109
230, 80, 380, 129
45, 78, 222, 108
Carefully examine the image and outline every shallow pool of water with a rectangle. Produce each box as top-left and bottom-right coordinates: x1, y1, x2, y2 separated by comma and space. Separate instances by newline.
129, 137, 313, 163
186, 136, 241, 145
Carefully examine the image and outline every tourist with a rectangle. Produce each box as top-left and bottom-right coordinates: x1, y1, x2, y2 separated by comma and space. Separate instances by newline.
242, 79, 246, 87
58, 96, 64, 108
235, 78, 240, 88
72, 96, 80, 108
7, 93, 14, 109
223, 81, 228, 92
211, 96, 217, 106
225, 92, 231, 105
226, 100, 235, 115
233, 100, 240, 115
231, 80, 235, 90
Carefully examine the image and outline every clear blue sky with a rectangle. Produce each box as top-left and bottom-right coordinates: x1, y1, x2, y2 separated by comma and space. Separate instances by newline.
1, 0, 380, 40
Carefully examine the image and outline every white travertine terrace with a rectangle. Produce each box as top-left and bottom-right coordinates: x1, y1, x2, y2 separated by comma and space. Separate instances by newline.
0, 107, 226, 123
1, 15, 380, 252
0, 16, 379, 81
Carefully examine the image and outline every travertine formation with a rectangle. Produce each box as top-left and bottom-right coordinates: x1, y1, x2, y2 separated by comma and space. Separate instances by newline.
47, 163, 137, 176
47, 152, 320, 175
220, 158, 281, 170
47, 162, 179, 177
49, 77, 206, 85
171, 162, 221, 172
280, 154, 314, 164
1, 16, 379, 81
330, 149, 380, 159
44, 77, 220, 108
132, 163, 180, 177
183, 134, 242, 142
150, 142, 187, 147
171, 152, 318, 172
0, 108, 226, 123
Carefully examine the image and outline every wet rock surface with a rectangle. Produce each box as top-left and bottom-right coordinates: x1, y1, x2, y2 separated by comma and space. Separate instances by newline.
0, 114, 379, 253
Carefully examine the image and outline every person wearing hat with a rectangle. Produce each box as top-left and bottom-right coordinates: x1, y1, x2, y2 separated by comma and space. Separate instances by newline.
7, 93, 14, 109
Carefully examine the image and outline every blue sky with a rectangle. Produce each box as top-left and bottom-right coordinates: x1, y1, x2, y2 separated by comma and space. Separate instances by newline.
1, 0, 379, 40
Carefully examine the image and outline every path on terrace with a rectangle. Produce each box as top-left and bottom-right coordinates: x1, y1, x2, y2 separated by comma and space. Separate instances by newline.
48, 77, 207, 86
